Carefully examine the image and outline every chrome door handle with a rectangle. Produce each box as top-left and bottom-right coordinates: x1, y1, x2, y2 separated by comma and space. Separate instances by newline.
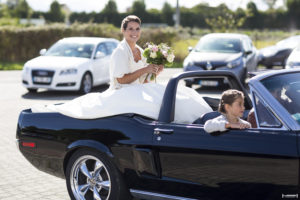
154, 128, 174, 135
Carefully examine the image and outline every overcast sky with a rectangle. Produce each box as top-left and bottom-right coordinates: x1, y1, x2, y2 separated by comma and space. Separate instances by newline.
24, 0, 284, 12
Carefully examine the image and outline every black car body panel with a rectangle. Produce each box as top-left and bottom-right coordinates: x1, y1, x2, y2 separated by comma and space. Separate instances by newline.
17, 70, 300, 200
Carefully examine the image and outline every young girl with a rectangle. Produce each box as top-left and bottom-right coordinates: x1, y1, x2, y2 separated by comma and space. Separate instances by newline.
204, 89, 251, 133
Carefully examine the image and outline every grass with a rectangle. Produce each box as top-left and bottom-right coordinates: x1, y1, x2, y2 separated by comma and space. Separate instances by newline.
0, 61, 24, 70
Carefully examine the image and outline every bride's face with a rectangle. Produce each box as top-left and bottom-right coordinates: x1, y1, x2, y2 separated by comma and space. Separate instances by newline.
123, 21, 141, 43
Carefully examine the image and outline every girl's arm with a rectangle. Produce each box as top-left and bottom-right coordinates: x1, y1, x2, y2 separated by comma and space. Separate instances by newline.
204, 116, 228, 133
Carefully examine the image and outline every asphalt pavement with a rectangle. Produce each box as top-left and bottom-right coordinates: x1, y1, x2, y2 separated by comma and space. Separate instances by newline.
0, 68, 182, 200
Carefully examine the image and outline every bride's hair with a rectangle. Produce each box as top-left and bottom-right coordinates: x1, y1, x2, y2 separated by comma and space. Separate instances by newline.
121, 15, 141, 31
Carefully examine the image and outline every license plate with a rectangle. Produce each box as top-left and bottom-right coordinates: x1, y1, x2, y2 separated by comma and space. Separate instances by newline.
199, 80, 218, 87
33, 76, 51, 83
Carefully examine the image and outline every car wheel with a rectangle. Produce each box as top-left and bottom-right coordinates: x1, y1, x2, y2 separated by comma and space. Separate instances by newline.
80, 73, 93, 94
66, 149, 131, 200
27, 88, 37, 93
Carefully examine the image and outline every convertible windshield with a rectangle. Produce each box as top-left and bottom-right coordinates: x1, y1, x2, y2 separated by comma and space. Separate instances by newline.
261, 72, 300, 125
45, 42, 95, 58
195, 38, 242, 53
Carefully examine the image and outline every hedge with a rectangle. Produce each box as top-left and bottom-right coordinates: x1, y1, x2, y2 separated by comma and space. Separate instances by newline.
0, 23, 178, 62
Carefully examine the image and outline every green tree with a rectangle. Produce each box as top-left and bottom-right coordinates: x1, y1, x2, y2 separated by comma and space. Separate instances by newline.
15, 0, 31, 18
47, 0, 65, 22
131, 0, 147, 21
286, 0, 300, 28
205, 4, 246, 32
161, 2, 174, 26
101, 0, 120, 25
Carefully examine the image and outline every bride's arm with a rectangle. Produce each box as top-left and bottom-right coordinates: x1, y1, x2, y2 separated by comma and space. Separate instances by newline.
117, 64, 158, 84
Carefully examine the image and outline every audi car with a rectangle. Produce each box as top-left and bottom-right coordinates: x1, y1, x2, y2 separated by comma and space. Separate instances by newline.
22, 37, 119, 94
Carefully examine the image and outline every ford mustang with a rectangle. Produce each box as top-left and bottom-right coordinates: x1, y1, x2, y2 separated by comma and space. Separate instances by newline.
16, 69, 300, 200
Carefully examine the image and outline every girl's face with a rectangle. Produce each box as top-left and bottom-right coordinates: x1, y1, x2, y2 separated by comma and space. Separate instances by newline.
225, 97, 245, 118
122, 21, 141, 43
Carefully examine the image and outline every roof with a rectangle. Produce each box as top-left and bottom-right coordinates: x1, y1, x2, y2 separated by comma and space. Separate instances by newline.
202, 33, 250, 40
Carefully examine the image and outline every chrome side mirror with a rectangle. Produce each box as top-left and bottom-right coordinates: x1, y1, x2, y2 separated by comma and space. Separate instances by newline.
188, 46, 193, 52
39, 49, 47, 55
95, 51, 105, 59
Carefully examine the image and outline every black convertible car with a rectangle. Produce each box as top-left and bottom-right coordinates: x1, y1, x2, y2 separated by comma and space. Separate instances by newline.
16, 69, 300, 200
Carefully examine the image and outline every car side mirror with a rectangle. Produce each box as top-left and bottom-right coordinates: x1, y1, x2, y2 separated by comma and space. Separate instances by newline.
40, 49, 47, 55
188, 46, 193, 52
244, 50, 252, 56
95, 51, 105, 59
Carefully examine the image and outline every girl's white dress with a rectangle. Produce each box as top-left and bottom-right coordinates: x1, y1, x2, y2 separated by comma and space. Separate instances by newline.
32, 39, 212, 124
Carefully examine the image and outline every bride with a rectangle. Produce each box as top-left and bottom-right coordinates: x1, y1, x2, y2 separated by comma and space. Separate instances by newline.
32, 15, 212, 124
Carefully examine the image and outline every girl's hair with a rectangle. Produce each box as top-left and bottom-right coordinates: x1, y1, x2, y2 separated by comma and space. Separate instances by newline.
121, 15, 141, 31
218, 89, 244, 113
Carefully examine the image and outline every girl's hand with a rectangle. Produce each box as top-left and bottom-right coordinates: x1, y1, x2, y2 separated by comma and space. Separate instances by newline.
228, 123, 250, 129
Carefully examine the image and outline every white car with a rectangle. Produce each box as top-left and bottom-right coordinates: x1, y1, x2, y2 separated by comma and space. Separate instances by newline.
22, 37, 119, 94
286, 45, 300, 69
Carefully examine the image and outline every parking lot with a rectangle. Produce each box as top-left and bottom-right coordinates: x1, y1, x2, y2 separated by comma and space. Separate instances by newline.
0, 69, 182, 199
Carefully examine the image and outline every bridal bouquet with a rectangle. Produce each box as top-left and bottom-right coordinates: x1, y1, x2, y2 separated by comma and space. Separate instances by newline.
143, 42, 175, 82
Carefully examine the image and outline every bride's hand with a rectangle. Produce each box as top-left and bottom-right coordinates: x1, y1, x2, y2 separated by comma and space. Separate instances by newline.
157, 65, 164, 75
145, 64, 159, 74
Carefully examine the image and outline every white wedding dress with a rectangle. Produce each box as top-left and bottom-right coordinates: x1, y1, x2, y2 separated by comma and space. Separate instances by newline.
31, 40, 212, 124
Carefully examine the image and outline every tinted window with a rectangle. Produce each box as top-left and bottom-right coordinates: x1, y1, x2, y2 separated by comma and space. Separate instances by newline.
195, 37, 242, 53
105, 42, 117, 55
253, 93, 282, 128
45, 42, 94, 58
261, 72, 300, 125
95, 43, 108, 56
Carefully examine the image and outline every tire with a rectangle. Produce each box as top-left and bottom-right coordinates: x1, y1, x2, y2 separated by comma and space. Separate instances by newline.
66, 149, 131, 200
79, 73, 93, 94
27, 88, 37, 93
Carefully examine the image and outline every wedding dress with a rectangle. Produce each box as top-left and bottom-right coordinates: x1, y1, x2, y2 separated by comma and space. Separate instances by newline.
31, 39, 212, 124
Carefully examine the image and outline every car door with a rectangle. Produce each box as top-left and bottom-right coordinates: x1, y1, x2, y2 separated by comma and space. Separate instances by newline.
92, 42, 110, 85
152, 120, 299, 199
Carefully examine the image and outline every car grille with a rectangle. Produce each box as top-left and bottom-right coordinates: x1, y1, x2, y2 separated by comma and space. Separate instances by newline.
194, 61, 226, 70
32, 70, 55, 85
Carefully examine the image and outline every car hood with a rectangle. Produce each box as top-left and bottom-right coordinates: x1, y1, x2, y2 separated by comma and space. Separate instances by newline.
24, 56, 90, 69
186, 51, 242, 63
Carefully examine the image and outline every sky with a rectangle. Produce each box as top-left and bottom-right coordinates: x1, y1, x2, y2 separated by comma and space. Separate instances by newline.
24, 0, 285, 13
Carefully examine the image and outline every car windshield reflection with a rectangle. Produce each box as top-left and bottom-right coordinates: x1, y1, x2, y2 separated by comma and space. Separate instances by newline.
45, 42, 95, 58
195, 38, 242, 53
261, 72, 300, 125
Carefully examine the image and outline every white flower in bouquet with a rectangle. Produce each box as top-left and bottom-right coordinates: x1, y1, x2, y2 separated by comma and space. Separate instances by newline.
143, 42, 175, 82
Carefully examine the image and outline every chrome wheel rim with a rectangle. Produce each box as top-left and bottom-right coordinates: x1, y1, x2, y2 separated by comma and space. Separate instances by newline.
83, 74, 92, 93
70, 155, 111, 200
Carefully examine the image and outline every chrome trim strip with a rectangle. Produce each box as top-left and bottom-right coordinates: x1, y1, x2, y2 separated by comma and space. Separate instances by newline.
130, 189, 198, 200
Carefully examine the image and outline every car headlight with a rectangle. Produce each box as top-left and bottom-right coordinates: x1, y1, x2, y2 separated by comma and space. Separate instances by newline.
227, 58, 242, 68
183, 59, 194, 67
23, 66, 30, 74
60, 68, 78, 75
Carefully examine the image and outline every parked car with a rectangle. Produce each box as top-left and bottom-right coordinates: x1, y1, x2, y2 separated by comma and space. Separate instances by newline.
285, 44, 300, 69
17, 69, 300, 200
259, 35, 300, 68
22, 37, 119, 94
183, 33, 258, 87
